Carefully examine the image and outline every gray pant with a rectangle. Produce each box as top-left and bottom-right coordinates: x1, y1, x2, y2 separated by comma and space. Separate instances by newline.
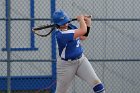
55, 54, 101, 93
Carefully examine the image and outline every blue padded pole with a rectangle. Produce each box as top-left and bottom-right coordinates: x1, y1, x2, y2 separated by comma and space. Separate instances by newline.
51, 0, 56, 93
30, 0, 35, 48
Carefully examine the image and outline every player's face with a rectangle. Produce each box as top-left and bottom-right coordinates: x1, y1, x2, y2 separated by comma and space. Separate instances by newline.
59, 23, 69, 29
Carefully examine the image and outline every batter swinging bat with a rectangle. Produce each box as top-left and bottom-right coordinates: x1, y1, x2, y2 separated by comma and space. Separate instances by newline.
32, 15, 92, 31
32, 15, 92, 37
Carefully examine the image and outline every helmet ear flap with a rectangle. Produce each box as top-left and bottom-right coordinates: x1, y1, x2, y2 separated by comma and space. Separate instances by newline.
52, 10, 70, 26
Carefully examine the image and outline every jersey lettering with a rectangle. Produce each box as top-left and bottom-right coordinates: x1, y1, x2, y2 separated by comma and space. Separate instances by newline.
76, 40, 80, 47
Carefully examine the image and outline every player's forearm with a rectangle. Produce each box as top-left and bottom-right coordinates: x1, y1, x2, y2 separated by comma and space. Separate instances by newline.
79, 19, 87, 35
83, 18, 91, 37
86, 21, 91, 27
74, 16, 87, 39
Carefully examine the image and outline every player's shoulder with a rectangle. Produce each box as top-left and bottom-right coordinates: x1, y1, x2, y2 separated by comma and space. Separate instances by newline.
61, 29, 75, 34
55, 29, 75, 40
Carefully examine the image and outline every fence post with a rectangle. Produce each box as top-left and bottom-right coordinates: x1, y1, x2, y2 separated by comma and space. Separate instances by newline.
6, 0, 11, 93
51, 0, 56, 93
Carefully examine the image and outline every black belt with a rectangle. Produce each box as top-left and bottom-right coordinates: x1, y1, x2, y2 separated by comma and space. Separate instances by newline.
61, 54, 82, 61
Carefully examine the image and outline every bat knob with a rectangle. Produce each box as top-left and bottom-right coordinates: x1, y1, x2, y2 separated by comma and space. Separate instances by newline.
32, 28, 36, 32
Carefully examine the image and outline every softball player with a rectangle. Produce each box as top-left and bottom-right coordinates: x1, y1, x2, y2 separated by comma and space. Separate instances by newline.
52, 10, 105, 93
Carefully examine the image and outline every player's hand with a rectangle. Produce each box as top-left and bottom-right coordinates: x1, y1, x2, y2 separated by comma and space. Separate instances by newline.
84, 15, 92, 27
77, 15, 85, 22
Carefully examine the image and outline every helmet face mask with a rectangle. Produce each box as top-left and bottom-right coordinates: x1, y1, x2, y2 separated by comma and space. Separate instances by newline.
52, 10, 70, 26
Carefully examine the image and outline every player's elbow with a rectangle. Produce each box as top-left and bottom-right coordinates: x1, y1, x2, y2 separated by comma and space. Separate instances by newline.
80, 36, 87, 40
74, 28, 87, 38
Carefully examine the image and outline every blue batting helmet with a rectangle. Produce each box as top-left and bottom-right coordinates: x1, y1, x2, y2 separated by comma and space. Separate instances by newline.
52, 10, 70, 26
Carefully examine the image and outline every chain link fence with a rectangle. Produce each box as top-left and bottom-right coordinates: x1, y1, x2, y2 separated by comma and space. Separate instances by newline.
0, 0, 140, 93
